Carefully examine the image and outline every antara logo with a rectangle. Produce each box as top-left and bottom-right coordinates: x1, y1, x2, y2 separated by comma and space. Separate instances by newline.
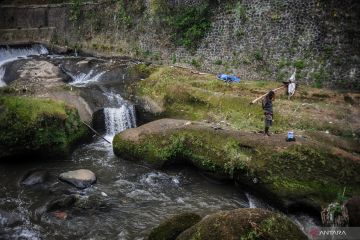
308, 226, 348, 239
319, 230, 347, 236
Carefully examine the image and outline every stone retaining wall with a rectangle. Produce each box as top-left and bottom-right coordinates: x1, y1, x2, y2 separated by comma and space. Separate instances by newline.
0, 0, 359, 89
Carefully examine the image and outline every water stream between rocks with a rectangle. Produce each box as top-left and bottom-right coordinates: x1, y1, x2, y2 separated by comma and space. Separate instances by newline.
0, 45, 318, 240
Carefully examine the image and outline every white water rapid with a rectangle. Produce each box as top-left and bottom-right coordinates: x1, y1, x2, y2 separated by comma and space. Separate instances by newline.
0, 67, 6, 87
103, 92, 136, 141
0, 44, 48, 87
0, 44, 48, 66
68, 70, 106, 86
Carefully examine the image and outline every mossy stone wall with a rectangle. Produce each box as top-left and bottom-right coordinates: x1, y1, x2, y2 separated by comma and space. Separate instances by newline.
0, 0, 359, 89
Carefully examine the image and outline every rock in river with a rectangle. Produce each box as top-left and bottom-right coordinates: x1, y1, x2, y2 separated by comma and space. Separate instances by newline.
59, 169, 96, 189
21, 169, 49, 186
176, 208, 307, 240
148, 212, 202, 240
345, 196, 360, 227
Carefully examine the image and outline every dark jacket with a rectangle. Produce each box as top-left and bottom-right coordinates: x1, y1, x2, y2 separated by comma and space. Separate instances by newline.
262, 96, 273, 114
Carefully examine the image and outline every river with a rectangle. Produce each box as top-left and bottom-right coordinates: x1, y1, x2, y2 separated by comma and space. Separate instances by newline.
0, 45, 318, 239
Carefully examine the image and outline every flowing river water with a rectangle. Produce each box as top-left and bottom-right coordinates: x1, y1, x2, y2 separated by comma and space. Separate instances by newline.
0, 45, 318, 239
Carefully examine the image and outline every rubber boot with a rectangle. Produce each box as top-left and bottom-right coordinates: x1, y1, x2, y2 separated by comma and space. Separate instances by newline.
264, 127, 270, 136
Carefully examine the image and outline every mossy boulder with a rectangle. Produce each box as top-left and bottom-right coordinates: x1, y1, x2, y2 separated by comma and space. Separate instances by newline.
0, 96, 89, 160
148, 213, 202, 240
176, 208, 307, 240
113, 119, 360, 209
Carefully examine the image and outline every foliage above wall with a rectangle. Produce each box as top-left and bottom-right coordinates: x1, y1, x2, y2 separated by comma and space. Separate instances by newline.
167, 3, 213, 51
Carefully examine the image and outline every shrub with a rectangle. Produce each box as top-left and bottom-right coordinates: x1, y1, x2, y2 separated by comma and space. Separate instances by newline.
168, 4, 213, 51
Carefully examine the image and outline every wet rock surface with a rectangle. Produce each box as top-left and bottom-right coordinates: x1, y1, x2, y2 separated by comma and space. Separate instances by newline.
20, 169, 49, 186
0, 210, 22, 227
59, 169, 96, 189
148, 212, 202, 240
177, 208, 307, 240
345, 196, 360, 227
113, 118, 360, 211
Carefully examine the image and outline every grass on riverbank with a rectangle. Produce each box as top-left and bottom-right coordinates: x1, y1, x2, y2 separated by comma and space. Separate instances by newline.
135, 66, 360, 142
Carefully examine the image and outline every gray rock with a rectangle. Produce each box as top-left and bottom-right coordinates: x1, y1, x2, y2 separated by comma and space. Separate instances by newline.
0, 210, 22, 227
21, 169, 49, 186
34, 195, 77, 221
345, 196, 360, 227
59, 169, 96, 189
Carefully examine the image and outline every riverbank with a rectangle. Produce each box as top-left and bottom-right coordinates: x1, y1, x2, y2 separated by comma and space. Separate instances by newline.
114, 65, 360, 217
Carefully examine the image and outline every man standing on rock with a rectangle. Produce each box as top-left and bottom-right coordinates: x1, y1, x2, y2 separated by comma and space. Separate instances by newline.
262, 90, 275, 136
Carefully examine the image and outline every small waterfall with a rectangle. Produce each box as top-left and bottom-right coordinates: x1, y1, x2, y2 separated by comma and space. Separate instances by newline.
0, 67, 6, 87
0, 44, 48, 66
103, 92, 136, 139
68, 70, 106, 86
245, 193, 257, 208
104, 105, 136, 136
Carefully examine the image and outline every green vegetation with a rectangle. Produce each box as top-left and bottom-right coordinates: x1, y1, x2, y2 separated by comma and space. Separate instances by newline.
234, 2, 247, 21
254, 50, 263, 61
0, 96, 89, 159
102, 0, 145, 27
191, 59, 201, 68
241, 213, 306, 240
70, 0, 83, 22
175, 208, 306, 240
294, 59, 305, 70
133, 66, 359, 139
113, 124, 360, 207
148, 213, 201, 240
167, 3, 213, 51
214, 59, 222, 65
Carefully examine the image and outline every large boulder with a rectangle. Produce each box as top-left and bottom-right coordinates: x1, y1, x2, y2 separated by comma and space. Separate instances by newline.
176, 208, 307, 240
148, 213, 202, 240
113, 119, 360, 210
0, 96, 90, 160
59, 169, 96, 189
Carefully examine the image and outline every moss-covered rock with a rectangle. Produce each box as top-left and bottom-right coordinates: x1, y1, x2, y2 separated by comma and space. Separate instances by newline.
0, 96, 89, 160
113, 119, 360, 209
176, 208, 307, 240
148, 212, 202, 240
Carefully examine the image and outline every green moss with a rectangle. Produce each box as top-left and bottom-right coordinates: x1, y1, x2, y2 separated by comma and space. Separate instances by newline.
130, 63, 156, 79
113, 126, 360, 207
148, 213, 201, 240
177, 208, 306, 240
261, 145, 360, 205
0, 96, 89, 159
241, 214, 306, 240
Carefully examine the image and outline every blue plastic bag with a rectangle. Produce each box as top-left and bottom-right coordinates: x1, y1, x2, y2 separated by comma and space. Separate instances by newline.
217, 74, 241, 83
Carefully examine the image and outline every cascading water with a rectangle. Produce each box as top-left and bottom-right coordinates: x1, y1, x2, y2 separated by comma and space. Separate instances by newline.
104, 105, 136, 136
68, 70, 106, 86
103, 92, 136, 140
0, 44, 48, 87
0, 44, 48, 66
0, 67, 5, 87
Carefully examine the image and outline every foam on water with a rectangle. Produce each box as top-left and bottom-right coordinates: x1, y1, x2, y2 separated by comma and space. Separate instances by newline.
68, 70, 106, 86
0, 44, 48, 67
0, 67, 6, 87
103, 92, 136, 141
